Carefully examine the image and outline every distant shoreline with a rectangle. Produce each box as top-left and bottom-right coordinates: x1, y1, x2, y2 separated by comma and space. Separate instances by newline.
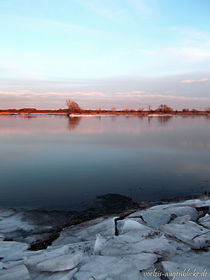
0, 110, 210, 116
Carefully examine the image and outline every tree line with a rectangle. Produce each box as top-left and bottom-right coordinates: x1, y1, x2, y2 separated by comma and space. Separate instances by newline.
66, 99, 210, 114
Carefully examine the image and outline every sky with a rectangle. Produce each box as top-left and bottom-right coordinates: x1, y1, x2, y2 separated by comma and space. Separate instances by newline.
0, 0, 210, 109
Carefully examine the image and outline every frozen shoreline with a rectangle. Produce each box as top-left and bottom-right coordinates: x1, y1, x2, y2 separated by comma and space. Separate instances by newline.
0, 195, 210, 279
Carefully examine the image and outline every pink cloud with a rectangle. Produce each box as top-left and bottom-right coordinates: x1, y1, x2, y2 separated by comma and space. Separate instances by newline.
0, 90, 34, 96
0, 90, 106, 98
129, 90, 145, 94
74, 91, 106, 97
199, 78, 209, 82
181, 78, 209, 83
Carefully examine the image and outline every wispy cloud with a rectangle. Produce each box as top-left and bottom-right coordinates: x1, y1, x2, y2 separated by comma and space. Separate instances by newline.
117, 93, 210, 102
129, 90, 145, 94
74, 91, 105, 97
0, 90, 106, 98
172, 47, 210, 63
181, 78, 209, 84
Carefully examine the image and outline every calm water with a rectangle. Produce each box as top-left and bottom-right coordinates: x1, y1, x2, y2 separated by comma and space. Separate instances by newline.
0, 115, 210, 210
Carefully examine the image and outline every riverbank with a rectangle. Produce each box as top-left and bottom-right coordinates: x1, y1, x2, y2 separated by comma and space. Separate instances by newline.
0, 110, 210, 117
0, 194, 210, 279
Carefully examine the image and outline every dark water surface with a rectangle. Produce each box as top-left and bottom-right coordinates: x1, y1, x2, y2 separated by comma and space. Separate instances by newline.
0, 115, 210, 210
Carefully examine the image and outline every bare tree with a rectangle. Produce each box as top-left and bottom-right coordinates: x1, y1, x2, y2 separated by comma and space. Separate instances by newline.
182, 108, 190, 113
156, 104, 173, 113
66, 99, 81, 114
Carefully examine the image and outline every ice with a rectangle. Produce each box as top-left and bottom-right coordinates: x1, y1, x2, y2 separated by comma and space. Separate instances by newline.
117, 219, 157, 240
25, 243, 85, 272
31, 268, 78, 280
136, 206, 198, 229
0, 262, 4, 269
175, 198, 210, 208
33, 252, 83, 272
169, 215, 192, 224
0, 198, 210, 279
161, 221, 210, 249
74, 255, 141, 280
25, 245, 72, 267
75, 254, 158, 280
122, 219, 147, 233
53, 217, 116, 246
124, 253, 158, 270
0, 211, 34, 233
0, 233, 5, 240
101, 235, 175, 257
162, 261, 209, 280
167, 249, 210, 270
94, 234, 107, 254
0, 264, 30, 280
199, 214, 210, 229
0, 241, 29, 261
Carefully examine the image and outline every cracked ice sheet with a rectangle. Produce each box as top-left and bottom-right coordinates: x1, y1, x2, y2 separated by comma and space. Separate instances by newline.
167, 250, 210, 271
151, 198, 210, 209
0, 241, 29, 261
53, 216, 116, 246
129, 205, 198, 229
115, 220, 162, 244
162, 261, 210, 280
0, 264, 30, 280
25, 243, 88, 272
30, 267, 78, 280
101, 235, 175, 257
129, 197, 209, 217
74, 254, 157, 280
161, 221, 210, 249
173, 198, 210, 208
199, 214, 210, 229
30, 252, 83, 272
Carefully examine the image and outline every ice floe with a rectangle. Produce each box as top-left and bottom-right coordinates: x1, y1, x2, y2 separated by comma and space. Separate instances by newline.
162, 261, 210, 280
199, 213, 210, 229
0, 197, 209, 279
161, 221, 210, 249
0, 264, 30, 280
0, 241, 29, 261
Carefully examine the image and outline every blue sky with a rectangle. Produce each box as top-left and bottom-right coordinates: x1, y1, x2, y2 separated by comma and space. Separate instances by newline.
0, 0, 210, 109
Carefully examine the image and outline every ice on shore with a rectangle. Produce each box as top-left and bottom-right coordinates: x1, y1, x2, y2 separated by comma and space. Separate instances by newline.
94, 233, 107, 253
0, 197, 209, 279
0, 241, 29, 261
0, 264, 30, 280
199, 213, 210, 229
31, 268, 78, 280
53, 216, 116, 246
100, 235, 175, 257
32, 252, 83, 272
162, 261, 210, 280
129, 205, 198, 229
74, 255, 142, 280
161, 221, 210, 249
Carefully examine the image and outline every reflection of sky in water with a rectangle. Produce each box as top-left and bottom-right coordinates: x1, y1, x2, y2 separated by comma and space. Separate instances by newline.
0, 115, 210, 210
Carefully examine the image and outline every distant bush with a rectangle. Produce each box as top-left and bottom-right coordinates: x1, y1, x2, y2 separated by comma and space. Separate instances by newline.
155, 104, 173, 113
66, 99, 82, 114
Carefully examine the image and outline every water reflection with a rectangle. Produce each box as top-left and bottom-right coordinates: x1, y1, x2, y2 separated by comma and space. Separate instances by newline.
0, 114, 209, 135
157, 115, 172, 124
0, 115, 210, 210
67, 117, 81, 131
